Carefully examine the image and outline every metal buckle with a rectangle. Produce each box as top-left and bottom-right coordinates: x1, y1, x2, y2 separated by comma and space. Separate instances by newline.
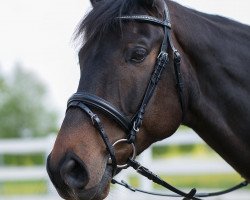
108, 139, 137, 169
90, 114, 98, 125
133, 121, 140, 133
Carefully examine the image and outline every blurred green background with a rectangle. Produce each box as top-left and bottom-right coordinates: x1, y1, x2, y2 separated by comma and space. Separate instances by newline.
0, 65, 58, 196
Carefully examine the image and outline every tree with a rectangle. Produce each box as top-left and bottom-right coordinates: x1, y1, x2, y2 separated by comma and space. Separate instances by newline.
0, 64, 58, 138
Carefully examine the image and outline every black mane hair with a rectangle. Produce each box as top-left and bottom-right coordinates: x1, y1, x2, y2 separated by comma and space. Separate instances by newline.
75, 0, 250, 51
75, 0, 138, 45
74, 0, 163, 49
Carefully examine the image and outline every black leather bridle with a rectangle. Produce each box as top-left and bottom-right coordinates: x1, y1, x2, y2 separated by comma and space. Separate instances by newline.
66, 2, 248, 199
67, 2, 184, 171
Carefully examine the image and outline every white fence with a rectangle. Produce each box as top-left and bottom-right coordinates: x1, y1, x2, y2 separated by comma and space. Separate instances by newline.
0, 135, 59, 200
0, 130, 248, 200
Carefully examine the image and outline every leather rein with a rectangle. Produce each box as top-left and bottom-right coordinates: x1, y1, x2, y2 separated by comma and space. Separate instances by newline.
66, 2, 248, 199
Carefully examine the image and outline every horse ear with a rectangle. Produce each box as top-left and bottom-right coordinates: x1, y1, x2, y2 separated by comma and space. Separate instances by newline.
90, 0, 102, 7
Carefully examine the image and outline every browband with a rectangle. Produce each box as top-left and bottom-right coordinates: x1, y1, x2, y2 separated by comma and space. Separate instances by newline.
118, 15, 171, 28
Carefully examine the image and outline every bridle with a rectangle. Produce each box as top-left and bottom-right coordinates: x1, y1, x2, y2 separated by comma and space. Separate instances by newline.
66, 2, 248, 199
67, 2, 183, 171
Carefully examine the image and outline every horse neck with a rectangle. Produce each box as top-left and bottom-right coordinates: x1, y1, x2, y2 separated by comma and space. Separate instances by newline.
168, 1, 250, 180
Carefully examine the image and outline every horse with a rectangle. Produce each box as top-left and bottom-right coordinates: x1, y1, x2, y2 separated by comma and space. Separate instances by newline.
46, 0, 250, 199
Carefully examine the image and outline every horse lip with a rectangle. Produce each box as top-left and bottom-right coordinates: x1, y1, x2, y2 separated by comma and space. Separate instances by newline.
67, 164, 112, 200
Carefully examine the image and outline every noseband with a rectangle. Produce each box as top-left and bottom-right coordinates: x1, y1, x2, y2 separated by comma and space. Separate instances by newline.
66, 2, 248, 199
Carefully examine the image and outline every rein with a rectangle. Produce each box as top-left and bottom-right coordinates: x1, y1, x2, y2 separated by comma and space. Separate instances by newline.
112, 159, 248, 200
66, 1, 248, 199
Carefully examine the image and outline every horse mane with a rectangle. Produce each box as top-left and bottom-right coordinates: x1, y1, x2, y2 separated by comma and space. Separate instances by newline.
74, 0, 163, 49
194, 10, 250, 31
74, 0, 137, 46
75, 0, 250, 51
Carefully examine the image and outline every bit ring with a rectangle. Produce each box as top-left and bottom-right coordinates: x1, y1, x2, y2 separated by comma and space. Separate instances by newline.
108, 139, 136, 169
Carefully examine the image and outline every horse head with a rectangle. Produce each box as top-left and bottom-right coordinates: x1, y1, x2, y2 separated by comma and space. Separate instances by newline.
46, 0, 185, 199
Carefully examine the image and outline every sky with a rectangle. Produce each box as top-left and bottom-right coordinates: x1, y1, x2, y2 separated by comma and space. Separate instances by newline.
0, 0, 250, 121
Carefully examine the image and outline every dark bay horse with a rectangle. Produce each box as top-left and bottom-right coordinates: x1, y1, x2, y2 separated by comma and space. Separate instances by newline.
47, 0, 250, 199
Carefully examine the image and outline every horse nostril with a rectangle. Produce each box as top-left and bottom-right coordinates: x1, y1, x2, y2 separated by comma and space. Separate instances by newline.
60, 154, 89, 189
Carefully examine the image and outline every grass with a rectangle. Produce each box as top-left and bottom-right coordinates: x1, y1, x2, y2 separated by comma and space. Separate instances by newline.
0, 180, 47, 196
128, 173, 249, 190
152, 143, 217, 160
0, 153, 47, 196
153, 174, 247, 190
2, 153, 44, 166
152, 127, 215, 160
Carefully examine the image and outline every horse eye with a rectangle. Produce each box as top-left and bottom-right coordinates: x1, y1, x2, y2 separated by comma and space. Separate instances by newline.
130, 48, 147, 63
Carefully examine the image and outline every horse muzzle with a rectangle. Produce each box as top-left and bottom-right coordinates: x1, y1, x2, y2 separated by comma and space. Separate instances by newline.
46, 152, 112, 200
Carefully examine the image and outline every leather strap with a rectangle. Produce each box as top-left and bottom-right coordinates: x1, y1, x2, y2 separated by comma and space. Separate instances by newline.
118, 7, 174, 144
112, 159, 248, 199
127, 159, 201, 200
128, 51, 169, 143
67, 101, 117, 175
68, 92, 132, 131
118, 15, 171, 28
173, 49, 185, 120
